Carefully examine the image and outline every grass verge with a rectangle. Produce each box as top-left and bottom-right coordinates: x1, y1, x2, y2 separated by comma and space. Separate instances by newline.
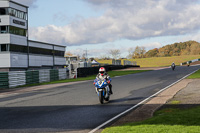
102, 69, 200, 133
187, 69, 200, 79
18, 70, 149, 88
97, 55, 200, 67
102, 106, 200, 133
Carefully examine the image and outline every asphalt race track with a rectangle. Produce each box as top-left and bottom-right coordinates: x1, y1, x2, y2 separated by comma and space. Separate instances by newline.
0, 65, 199, 133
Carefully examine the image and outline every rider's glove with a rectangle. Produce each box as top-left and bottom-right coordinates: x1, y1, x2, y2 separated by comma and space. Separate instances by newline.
93, 82, 95, 85
107, 80, 110, 84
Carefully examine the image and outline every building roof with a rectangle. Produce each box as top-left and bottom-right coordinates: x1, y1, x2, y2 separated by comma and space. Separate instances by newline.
0, 0, 29, 8
29, 40, 66, 48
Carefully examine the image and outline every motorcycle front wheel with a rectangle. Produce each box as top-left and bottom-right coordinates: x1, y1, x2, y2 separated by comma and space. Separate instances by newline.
99, 91, 104, 104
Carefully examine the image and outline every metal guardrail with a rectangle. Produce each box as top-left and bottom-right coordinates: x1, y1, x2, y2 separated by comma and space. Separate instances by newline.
77, 65, 140, 77
181, 59, 200, 66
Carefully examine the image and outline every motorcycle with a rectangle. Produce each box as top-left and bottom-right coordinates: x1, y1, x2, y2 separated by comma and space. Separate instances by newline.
187, 62, 190, 67
171, 63, 175, 70
94, 78, 110, 104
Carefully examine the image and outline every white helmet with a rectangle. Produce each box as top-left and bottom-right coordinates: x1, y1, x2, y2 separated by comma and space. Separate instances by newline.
99, 67, 106, 75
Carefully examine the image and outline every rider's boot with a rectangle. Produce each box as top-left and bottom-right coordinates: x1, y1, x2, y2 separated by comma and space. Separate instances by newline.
109, 84, 113, 94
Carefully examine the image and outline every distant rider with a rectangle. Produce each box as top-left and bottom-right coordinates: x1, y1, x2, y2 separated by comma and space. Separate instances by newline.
187, 62, 190, 67
93, 67, 113, 94
171, 62, 176, 70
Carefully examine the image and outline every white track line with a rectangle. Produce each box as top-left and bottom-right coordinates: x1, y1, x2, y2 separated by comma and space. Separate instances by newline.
89, 69, 199, 133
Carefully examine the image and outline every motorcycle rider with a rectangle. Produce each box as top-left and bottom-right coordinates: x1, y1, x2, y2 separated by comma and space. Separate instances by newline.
171, 62, 176, 70
93, 67, 113, 94
187, 62, 190, 67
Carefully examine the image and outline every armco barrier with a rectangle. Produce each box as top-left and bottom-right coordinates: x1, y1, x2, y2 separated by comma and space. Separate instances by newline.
108, 65, 124, 71
181, 58, 200, 66
124, 65, 140, 68
77, 67, 99, 77
77, 65, 140, 77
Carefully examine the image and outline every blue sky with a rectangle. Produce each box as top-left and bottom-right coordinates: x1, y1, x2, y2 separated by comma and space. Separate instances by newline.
14, 0, 200, 58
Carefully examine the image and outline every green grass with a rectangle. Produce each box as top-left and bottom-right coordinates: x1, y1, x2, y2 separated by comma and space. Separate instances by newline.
170, 100, 180, 104
97, 55, 200, 67
187, 69, 200, 79
17, 70, 149, 88
102, 106, 200, 133
102, 68, 200, 133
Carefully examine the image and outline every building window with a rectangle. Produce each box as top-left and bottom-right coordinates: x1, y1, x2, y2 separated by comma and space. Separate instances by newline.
29, 47, 53, 56
1, 44, 7, 51
0, 26, 27, 36
10, 44, 27, 53
0, 26, 8, 33
9, 26, 27, 36
29, 47, 64, 57
0, 44, 64, 57
8, 8, 27, 20
0, 8, 6, 15
55, 50, 65, 57
0, 8, 27, 20
0, 44, 9, 52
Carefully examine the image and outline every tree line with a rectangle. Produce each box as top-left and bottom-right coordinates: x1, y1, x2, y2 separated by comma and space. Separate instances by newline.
128, 40, 200, 59
65, 40, 200, 60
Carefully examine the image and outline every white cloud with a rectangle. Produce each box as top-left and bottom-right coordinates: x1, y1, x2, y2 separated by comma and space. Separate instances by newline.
66, 43, 120, 57
29, 0, 200, 46
142, 42, 162, 50
67, 47, 108, 57
180, 32, 200, 42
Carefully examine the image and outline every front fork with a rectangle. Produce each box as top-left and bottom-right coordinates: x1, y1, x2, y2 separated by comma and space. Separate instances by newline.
95, 86, 110, 98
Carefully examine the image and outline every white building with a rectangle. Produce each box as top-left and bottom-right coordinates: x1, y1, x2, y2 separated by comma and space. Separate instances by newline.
0, 0, 66, 71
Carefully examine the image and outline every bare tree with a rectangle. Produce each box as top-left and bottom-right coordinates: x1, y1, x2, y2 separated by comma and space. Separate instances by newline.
133, 46, 146, 58
109, 49, 121, 59
99, 55, 110, 60
133, 46, 141, 58
127, 47, 134, 59
140, 46, 146, 58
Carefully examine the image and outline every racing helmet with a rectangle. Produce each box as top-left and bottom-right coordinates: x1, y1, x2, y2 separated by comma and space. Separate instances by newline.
99, 67, 106, 76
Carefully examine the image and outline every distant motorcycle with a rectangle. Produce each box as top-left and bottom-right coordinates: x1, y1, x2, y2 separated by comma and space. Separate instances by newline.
94, 78, 110, 104
171, 63, 175, 71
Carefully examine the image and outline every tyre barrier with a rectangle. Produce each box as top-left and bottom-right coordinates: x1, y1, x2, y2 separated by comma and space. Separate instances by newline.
0, 68, 68, 89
